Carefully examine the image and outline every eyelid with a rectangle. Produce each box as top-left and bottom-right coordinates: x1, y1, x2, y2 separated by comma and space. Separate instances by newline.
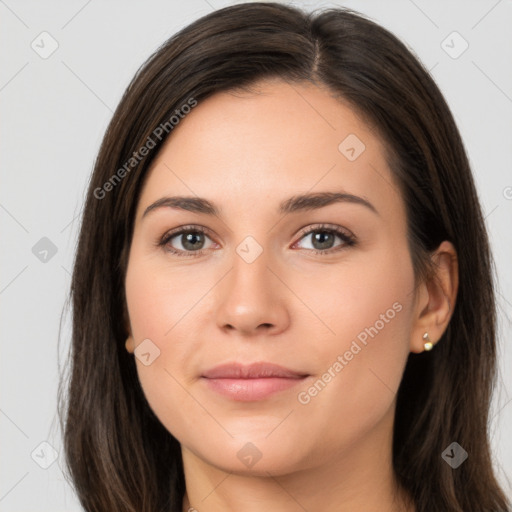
294, 222, 355, 242
160, 224, 214, 241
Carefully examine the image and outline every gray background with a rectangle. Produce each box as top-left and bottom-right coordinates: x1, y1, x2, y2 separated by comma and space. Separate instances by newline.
1, 0, 511, 509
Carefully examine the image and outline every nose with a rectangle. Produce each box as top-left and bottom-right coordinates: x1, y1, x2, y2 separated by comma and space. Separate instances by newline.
214, 246, 290, 338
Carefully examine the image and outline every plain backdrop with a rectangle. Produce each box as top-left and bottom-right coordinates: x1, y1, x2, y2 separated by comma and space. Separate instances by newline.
1, 0, 511, 509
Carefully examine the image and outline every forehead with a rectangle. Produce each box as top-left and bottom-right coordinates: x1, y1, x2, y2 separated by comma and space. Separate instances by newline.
135, 79, 402, 222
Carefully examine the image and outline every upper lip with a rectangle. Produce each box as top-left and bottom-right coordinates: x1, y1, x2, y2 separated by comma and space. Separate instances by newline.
201, 362, 308, 379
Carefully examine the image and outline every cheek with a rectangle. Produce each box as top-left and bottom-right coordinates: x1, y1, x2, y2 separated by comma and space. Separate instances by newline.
295, 310, 411, 468
124, 247, 207, 434
292, 246, 415, 453
290, 239, 414, 360
125, 243, 209, 346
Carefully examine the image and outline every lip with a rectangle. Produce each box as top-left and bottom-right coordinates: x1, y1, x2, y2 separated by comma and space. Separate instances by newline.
202, 362, 307, 379
201, 362, 309, 401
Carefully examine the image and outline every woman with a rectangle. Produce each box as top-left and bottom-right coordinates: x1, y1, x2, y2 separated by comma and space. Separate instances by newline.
58, 2, 511, 511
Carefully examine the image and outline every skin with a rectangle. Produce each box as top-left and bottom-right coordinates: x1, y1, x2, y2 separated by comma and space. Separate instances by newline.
124, 78, 458, 512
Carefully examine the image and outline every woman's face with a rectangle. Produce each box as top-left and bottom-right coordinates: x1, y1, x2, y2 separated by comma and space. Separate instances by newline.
124, 79, 418, 475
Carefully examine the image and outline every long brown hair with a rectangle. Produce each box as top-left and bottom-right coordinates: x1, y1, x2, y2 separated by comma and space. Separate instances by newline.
58, 3, 510, 511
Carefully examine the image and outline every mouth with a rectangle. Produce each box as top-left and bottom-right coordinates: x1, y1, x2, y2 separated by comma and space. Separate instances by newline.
201, 362, 309, 401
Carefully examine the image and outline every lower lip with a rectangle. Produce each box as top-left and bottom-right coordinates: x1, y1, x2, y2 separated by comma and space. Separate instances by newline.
202, 376, 307, 401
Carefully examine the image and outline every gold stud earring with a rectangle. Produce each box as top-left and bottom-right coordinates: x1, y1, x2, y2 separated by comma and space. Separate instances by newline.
423, 332, 433, 351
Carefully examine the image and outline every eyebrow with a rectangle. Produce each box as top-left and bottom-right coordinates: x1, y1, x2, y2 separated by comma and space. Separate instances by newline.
141, 191, 379, 219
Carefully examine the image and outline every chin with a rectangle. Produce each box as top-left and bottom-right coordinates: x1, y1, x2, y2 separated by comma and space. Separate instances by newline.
183, 435, 311, 476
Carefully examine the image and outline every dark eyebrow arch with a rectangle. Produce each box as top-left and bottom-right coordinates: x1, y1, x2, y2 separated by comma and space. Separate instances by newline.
141, 191, 378, 219
279, 191, 378, 215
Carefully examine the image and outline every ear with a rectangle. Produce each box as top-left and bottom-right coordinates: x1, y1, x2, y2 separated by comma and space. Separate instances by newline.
122, 298, 135, 353
125, 334, 135, 354
409, 240, 459, 353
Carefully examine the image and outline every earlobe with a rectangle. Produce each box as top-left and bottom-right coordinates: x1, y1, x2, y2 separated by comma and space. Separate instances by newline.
125, 335, 135, 354
422, 332, 434, 351
409, 241, 459, 353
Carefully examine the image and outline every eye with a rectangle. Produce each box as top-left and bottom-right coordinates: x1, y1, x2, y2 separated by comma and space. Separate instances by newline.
293, 224, 356, 255
157, 223, 356, 258
158, 225, 216, 257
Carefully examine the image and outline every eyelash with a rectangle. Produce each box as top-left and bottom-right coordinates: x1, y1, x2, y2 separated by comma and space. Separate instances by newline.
157, 223, 357, 258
